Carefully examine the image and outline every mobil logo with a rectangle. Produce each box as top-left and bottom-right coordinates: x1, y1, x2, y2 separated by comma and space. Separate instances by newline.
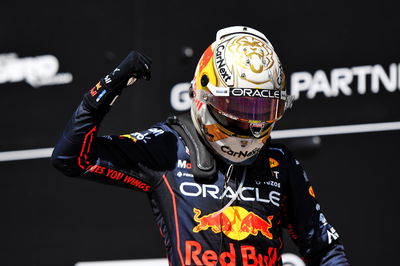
177, 159, 192, 169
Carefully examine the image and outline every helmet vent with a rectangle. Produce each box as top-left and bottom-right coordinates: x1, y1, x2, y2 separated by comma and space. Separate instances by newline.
201, 74, 209, 87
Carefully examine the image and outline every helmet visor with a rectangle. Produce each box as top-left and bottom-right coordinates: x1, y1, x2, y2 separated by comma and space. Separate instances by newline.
209, 106, 273, 137
204, 87, 287, 123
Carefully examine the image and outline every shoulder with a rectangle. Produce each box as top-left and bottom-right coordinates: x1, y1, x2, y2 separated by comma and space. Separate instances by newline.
267, 142, 295, 163
267, 143, 289, 155
266, 142, 303, 177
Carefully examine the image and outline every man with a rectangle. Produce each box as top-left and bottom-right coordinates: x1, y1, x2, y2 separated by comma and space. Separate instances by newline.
51, 26, 349, 265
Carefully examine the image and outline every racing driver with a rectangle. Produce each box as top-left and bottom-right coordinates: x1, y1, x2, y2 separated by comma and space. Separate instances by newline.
51, 26, 349, 265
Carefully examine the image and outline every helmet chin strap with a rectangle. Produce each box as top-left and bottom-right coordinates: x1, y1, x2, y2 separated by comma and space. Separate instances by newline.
167, 113, 217, 180
211, 166, 246, 218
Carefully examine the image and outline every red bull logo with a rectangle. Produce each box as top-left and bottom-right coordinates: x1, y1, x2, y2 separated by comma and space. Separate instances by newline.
240, 213, 273, 239
193, 208, 232, 233
185, 240, 278, 266
193, 206, 273, 241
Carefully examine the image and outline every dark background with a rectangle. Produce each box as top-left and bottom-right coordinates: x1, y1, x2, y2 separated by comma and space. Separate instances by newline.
0, 0, 399, 265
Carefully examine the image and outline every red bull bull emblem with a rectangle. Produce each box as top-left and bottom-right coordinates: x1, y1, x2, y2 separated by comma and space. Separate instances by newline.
269, 157, 279, 168
309, 186, 316, 198
193, 206, 273, 240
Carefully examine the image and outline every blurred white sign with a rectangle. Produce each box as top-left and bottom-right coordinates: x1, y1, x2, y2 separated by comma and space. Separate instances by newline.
75, 253, 305, 266
0, 53, 73, 87
291, 63, 400, 99
170, 82, 191, 111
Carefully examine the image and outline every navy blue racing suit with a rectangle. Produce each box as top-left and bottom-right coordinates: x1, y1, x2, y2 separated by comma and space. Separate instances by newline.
51, 99, 349, 266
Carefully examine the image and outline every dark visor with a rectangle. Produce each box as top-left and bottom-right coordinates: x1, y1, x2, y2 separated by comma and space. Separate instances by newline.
209, 106, 273, 138
205, 88, 286, 123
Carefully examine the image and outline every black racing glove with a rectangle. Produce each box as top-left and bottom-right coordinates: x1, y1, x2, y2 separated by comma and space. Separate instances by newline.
83, 51, 152, 112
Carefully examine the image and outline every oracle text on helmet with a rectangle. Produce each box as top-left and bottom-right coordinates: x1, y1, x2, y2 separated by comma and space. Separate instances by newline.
230, 88, 284, 99
291, 63, 400, 99
179, 182, 280, 206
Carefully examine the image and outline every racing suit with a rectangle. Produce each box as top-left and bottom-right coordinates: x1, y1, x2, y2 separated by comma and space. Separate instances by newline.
51, 52, 349, 266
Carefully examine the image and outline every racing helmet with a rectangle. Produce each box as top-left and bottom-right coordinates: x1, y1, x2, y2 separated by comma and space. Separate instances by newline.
190, 26, 292, 164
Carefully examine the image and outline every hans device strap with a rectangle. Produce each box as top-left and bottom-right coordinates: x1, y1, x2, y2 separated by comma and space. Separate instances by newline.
166, 113, 217, 180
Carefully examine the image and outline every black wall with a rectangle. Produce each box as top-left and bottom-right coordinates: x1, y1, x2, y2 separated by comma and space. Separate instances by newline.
1, 0, 399, 265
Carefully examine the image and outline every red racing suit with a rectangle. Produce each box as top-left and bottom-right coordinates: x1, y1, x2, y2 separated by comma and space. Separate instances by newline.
51, 100, 349, 266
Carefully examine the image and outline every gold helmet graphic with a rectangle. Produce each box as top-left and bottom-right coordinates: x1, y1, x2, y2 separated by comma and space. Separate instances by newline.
190, 26, 293, 164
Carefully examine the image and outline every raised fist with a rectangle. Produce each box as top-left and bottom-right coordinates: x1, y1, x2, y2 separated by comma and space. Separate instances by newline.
84, 51, 152, 111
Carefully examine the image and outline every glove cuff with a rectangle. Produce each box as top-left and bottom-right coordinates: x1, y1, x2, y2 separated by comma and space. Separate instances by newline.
82, 79, 122, 113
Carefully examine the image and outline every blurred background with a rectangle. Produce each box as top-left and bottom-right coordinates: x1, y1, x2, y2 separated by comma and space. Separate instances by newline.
0, 0, 399, 265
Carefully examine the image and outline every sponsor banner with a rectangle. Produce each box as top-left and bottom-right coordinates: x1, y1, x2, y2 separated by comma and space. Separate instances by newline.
75, 253, 305, 266
282, 253, 305, 266
75, 258, 168, 266
170, 82, 192, 111
291, 63, 400, 100
169, 62, 400, 110
0, 53, 73, 87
